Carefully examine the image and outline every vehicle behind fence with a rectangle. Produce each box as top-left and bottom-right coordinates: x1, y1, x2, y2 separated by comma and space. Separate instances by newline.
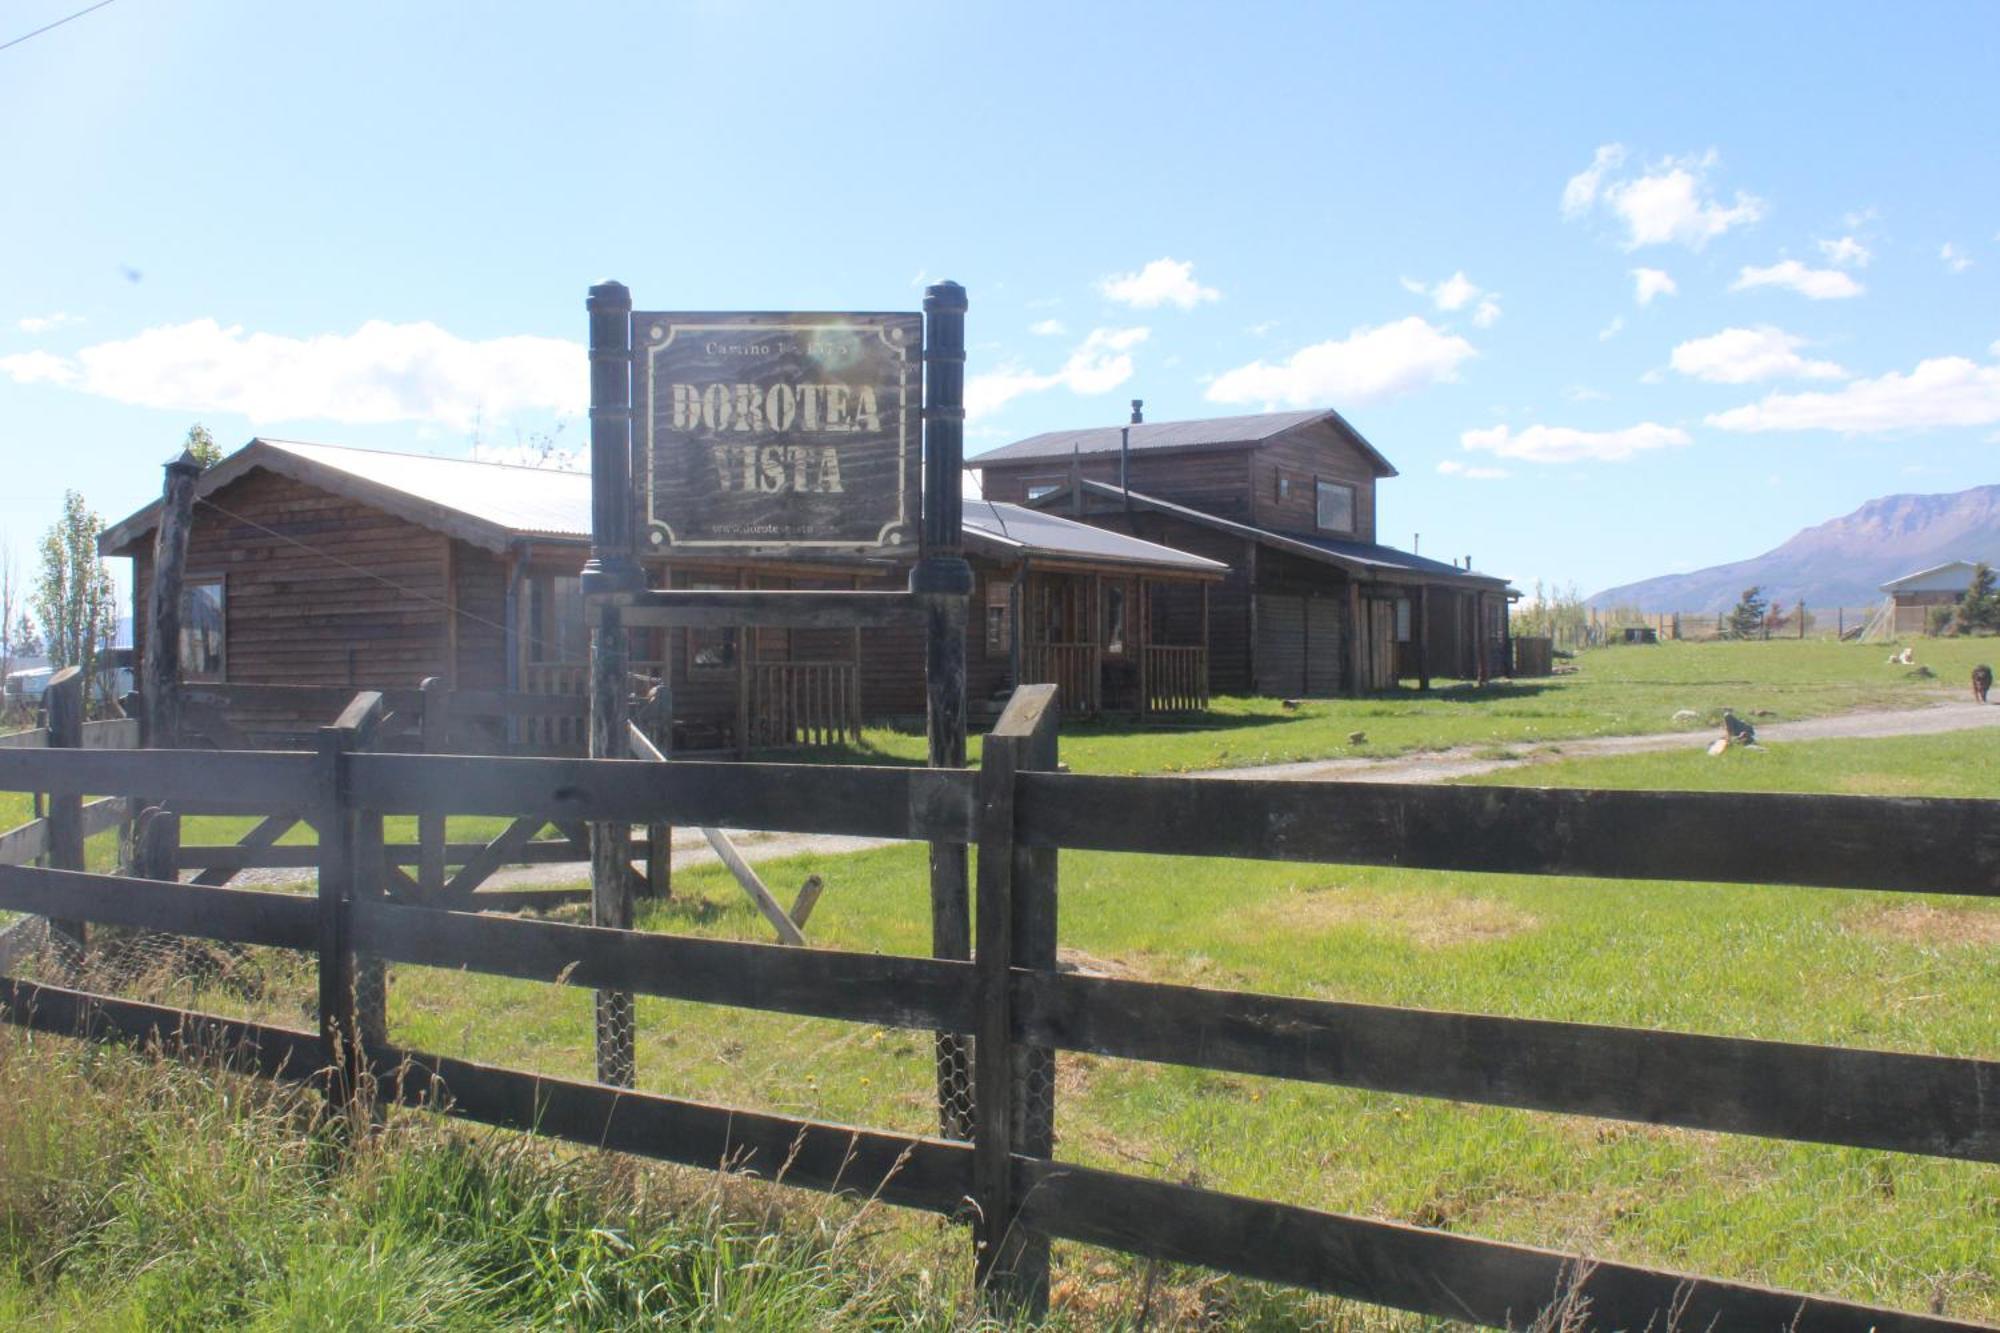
0, 673, 1995, 1330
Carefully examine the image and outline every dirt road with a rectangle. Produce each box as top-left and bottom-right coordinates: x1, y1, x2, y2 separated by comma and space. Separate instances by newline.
1193, 697, 2000, 785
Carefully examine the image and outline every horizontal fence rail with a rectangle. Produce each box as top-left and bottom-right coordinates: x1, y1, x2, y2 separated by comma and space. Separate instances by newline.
0, 699, 1995, 1332
1018, 773, 2000, 896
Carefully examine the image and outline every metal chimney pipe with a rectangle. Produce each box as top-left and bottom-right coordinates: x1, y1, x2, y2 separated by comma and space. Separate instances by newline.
1130, 399, 1144, 424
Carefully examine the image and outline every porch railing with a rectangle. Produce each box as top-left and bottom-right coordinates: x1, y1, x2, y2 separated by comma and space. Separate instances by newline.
518, 662, 589, 753
1021, 642, 1100, 715
745, 661, 861, 749
1143, 644, 1208, 713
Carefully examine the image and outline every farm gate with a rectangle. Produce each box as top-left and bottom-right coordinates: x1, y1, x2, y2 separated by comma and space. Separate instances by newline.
0, 679, 1995, 1331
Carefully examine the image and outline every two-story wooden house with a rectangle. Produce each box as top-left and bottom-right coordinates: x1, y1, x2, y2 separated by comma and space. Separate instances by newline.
972, 407, 1515, 696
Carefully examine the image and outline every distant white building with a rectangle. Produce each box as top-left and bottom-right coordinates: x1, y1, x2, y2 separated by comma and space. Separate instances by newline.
1880, 559, 1989, 634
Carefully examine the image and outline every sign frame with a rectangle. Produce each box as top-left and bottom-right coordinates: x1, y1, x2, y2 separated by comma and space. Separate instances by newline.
630, 309, 924, 559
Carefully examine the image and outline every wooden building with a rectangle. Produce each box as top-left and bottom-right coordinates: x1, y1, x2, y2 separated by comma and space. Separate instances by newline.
972, 409, 1515, 695
1880, 560, 1987, 635
101, 438, 1222, 751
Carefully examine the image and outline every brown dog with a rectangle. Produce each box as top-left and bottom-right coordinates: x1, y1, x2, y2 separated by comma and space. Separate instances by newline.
1975, 664, 1993, 704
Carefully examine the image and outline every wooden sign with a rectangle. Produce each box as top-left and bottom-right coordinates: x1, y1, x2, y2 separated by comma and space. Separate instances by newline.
633, 311, 922, 555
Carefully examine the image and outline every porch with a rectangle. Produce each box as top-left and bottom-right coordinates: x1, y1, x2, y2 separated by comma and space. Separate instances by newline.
1001, 567, 1211, 717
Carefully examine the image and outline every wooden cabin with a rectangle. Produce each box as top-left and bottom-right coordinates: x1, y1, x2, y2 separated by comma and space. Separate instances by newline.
101, 438, 1223, 752
972, 408, 1515, 695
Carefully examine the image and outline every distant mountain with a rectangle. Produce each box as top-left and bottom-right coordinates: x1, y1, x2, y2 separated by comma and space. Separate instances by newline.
1589, 485, 2000, 612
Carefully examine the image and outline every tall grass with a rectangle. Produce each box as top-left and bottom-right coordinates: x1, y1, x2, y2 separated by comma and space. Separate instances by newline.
0, 1030, 1012, 1331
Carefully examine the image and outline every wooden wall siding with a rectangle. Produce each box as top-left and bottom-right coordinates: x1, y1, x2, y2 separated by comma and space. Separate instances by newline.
129, 469, 452, 736
1360, 600, 1398, 692
1246, 419, 1380, 541
1079, 511, 1255, 694
451, 542, 509, 692
980, 445, 1255, 520
1256, 592, 1352, 696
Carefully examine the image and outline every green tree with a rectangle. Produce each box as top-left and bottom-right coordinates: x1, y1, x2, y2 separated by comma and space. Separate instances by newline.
185, 422, 225, 467
34, 491, 119, 707
1956, 562, 2000, 634
1725, 586, 1768, 640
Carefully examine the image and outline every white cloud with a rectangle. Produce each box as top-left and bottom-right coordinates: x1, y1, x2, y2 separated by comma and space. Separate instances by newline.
1244, 320, 1277, 337
1431, 271, 1479, 312
1404, 270, 1501, 325
1561, 143, 1627, 217
0, 318, 584, 429
0, 349, 80, 385
1707, 351, 2000, 434
16, 311, 81, 334
1669, 327, 1845, 384
1437, 459, 1509, 480
1730, 260, 1864, 300
1598, 316, 1625, 341
964, 326, 1149, 420
1941, 242, 1974, 273
1563, 385, 1609, 402
1461, 421, 1690, 464
1028, 318, 1067, 337
1631, 268, 1677, 305
1205, 316, 1475, 408
1816, 235, 1871, 268
1097, 258, 1219, 310
1565, 146, 1763, 249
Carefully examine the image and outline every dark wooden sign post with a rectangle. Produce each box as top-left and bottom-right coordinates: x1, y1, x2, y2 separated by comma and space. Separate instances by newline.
580, 280, 971, 1118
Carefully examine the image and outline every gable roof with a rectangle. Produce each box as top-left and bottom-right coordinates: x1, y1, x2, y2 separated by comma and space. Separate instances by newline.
1880, 559, 1984, 593
102, 438, 1224, 578
1035, 479, 1512, 592
102, 438, 593, 556
967, 408, 1398, 477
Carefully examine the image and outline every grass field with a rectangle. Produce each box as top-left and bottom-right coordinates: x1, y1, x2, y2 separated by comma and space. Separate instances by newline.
2, 640, 1996, 1327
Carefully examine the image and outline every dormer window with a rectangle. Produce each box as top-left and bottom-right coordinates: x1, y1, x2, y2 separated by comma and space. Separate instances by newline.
1315, 479, 1355, 534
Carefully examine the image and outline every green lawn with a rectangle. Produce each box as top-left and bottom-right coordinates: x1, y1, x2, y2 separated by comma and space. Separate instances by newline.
827, 636, 1997, 774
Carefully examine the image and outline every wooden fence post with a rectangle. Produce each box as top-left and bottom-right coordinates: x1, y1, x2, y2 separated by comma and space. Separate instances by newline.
973, 683, 1059, 1317
43, 667, 86, 958
644, 684, 671, 901
142, 449, 202, 751
589, 599, 635, 1088
316, 691, 384, 1106
417, 676, 450, 898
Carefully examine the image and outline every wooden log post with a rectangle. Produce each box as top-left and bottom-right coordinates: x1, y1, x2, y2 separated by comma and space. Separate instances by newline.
919, 280, 976, 1139
973, 683, 1060, 1316
315, 691, 384, 1107
142, 449, 202, 751
41, 667, 88, 964
581, 278, 642, 1089
417, 676, 450, 898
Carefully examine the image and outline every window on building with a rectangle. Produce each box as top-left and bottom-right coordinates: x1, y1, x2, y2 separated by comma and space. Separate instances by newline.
181, 580, 225, 681
687, 577, 739, 673
1395, 598, 1412, 643
527, 575, 588, 663
986, 603, 1010, 657
1024, 478, 1064, 502
1315, 479, 1356, 534
1103, 583, 1128, 655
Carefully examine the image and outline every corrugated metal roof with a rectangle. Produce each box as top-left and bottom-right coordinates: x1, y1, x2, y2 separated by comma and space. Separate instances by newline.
964, 501, 1226, 574
1053, 480, 1512, 591
1880, 559, 1981, 593
263, 439, 594, 539
104, 438, 1224, 577
969, 410, 1331, 465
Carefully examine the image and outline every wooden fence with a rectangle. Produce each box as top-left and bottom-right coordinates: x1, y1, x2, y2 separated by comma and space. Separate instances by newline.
1141, 644, 1208, 713
0, 682, 1994, 1330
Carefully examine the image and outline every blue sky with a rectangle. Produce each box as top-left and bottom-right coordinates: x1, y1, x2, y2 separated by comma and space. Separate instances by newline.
4, 1, 1997, 606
